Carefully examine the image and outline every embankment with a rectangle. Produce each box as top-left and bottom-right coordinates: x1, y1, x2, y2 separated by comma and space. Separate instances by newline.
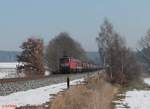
50, 73, 118, 109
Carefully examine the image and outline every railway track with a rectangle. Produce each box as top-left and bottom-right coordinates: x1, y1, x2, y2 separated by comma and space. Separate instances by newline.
0, 69, 101, 83
0, 71, 98, 96
0, 75, 51, 83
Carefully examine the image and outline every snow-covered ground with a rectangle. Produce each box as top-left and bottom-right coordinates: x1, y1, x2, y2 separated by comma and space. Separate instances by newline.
116, 78, 150, 109
0, 78, 84, 109
0, 62, 18, 69
0, 62, 18, 79
0, 62, 51, 79
144, 78, 150, 85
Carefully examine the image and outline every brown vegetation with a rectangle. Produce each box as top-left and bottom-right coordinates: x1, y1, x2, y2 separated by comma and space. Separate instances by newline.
17, 38, 45, 77
50, 73, 118, 109
96, 19, 142, 84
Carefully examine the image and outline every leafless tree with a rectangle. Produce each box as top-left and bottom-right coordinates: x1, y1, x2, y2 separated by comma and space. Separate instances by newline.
139, 29, 150, 73
96, 19, 142, 84
45, 32, 88, 73
17, 38, 45, 77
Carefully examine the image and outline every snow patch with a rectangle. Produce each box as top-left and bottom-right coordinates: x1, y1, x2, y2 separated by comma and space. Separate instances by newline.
115, 78, 150, 109
0, 78, 84, 109
144, 78, 150, 85
0, 72, 18, 79
0, 63, 51, 79
0, 62, 18, 79
45, 70, 51, 76
116, 90, 150, 109
0, 62, 18, 69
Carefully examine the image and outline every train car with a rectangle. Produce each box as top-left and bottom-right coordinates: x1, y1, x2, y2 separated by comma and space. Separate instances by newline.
59, 56, 101, 73
59, 56, 82, 73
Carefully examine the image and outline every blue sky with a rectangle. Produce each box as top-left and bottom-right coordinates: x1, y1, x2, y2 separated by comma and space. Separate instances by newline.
0, 0, 150, 51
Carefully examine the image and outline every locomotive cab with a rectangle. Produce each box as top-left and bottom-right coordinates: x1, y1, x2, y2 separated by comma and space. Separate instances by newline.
59, 56, 82, 73
59, 56, 70, 73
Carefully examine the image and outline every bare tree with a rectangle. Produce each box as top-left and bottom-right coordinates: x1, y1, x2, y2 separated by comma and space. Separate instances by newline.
17, 38, 45, 77
96, 19, 116, 67
45, 32, 88, 73
139, 29, 150, 73
96, 19, 141, 84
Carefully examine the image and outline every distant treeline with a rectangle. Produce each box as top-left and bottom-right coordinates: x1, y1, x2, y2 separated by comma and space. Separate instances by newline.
0, 51, 101, 64
0, 51, 20, 62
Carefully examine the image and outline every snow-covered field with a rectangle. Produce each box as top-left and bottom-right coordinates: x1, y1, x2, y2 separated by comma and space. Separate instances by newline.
0, 62, 18, 69
0, 62, 18, 79
0, 78, 84, 109
0, 62, 50, 79
116, 78, 150, 109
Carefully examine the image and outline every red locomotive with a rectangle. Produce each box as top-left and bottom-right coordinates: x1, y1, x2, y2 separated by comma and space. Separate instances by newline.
59, 56, 99, 73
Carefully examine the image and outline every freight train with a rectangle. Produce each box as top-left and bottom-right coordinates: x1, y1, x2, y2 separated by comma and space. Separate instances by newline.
59, 56, 100, 73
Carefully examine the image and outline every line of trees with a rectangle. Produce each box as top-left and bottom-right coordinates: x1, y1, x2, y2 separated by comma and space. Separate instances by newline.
96, 19, 142, 84
17, 18, 148, 85
17, 33, 88, 76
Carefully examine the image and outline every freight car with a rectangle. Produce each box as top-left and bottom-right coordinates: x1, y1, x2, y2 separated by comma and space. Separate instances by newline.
59, 56, 100, 73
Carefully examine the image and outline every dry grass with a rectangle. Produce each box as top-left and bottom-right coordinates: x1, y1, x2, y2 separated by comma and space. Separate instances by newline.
50, 73, 118, 109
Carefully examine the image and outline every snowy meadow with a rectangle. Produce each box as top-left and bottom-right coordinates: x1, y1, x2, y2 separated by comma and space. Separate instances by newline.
115, 78, 150, 109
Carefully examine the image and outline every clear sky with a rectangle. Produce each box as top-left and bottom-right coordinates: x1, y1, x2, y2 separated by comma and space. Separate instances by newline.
0, 0, 150, 51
